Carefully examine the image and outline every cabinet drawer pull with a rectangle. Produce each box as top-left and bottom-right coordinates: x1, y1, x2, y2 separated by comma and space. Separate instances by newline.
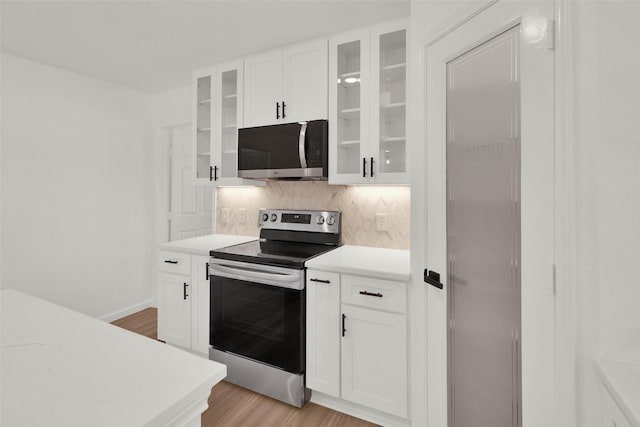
183, 282, 189, 300
164, 260, 178, 264
342, 313, 346, 337
310, 278, 331, 284
359, 290, 383, 298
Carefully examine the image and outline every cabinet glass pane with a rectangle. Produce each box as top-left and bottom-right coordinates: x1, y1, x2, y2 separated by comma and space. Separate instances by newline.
196, 76, 212, 179
337, 40, 362, 175
220, 70, 238, 178
378, 30, 406, 174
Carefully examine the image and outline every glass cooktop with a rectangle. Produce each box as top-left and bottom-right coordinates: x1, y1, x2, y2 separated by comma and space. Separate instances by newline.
210, 239, 338, 269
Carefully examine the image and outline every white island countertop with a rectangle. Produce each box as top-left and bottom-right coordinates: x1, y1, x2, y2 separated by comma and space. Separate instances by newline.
306, 245, 410, 282
596, 342, 640, 427
158, 233, 257, 255
1, 289, 226, 427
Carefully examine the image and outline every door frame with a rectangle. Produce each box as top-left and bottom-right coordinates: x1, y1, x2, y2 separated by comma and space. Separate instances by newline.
409, 1, 578, 426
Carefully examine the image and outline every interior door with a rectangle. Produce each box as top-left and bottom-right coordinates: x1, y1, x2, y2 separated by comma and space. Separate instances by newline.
424, 2, 555, 426
168, 125, 213, 240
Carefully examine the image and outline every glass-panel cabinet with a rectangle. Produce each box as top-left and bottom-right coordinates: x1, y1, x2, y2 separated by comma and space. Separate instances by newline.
329, 20, 408, 185
192, 63, 264, 187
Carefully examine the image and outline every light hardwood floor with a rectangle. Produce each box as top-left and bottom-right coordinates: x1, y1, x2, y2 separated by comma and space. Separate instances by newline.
111, 308, 378, 427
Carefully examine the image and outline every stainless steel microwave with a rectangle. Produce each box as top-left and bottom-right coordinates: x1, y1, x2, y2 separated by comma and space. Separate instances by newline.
237, 120, 328, 181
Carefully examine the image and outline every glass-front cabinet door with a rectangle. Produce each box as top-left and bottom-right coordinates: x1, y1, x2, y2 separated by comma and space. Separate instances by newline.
193, 68, 215, 184
192, 64, 264, 187
329, 29, 370, 184
371, 23, 408, 183
329, 20, 408, 185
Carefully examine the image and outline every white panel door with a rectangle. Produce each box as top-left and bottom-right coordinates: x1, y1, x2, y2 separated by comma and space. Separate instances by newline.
190, 255, 211, 355
341, 304, 407, 418
282, 39, 328, 123
169, 125, 213, 240
424, 2, 555, 426
306, 270, 341, 397
158, 272, 191, 348
243, 51, 283, 127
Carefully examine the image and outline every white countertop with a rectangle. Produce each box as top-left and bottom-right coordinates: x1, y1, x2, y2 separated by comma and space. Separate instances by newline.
306, 245, 410, 282
597, 342, 640, 427
1, 289, 226, 427
158, 233, 257, 255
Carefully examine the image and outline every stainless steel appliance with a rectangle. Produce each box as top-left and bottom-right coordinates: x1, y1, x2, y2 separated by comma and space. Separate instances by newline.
208, 209, 341, 407
237, 120, 328, 180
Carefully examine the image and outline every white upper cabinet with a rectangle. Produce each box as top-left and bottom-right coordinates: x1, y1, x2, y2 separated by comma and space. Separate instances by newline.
244, 38, 328, 127
192, 62, 263, 187
329, 20, 409, 185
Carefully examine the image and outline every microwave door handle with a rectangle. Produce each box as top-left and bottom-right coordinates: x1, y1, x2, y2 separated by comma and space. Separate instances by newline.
298, 121, 308, 169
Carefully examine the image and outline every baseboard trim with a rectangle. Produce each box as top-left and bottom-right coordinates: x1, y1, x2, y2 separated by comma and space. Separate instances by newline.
310, 391, 410, 427
99, 299, 153, 323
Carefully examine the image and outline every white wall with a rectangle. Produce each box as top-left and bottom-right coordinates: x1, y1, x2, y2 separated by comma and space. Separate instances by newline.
575, 1, 640, 425
0, 53, 155, 320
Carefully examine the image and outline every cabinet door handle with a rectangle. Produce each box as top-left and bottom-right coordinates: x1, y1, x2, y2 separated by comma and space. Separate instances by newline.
362, 157, 367, 178
282, 101, 286, 118
359, 290, 383, 298
370, 157, 375, 177
424, 269, 443, 289
164, 260, 178, 264
183, 282, 189, 300
213, 165, 219, 181
342, 313, 347, 337
206, 262, 210, 280
310, 277, 331, 284
209, 165, 213, 181
276, 102, 280, 119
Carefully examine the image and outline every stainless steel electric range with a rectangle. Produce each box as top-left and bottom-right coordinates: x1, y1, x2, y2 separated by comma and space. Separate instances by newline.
208, 209, 341, 407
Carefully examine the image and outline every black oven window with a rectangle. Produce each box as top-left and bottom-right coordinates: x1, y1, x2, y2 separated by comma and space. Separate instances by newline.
210, 276, 304, 374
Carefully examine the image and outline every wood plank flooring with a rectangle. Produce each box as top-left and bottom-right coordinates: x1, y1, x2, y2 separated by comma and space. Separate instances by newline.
111, 308, 378, 427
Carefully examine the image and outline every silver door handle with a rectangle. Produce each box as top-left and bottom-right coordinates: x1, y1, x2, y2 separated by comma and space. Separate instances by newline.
298, 121, 308, 168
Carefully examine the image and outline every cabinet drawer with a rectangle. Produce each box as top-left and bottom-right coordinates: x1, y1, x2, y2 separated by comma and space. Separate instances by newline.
307, 270, 340, 288
158, 251, 191, 276
341, 274, 406, 314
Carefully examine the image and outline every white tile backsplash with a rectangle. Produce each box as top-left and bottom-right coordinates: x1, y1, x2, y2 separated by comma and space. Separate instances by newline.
216, 182, 410, 249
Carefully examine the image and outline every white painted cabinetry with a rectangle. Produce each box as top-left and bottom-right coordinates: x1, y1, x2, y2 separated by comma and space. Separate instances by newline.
601, 384, 633, 427
244, 38, 328, 127
306, 269, 408, 419
157, 250, 211, 356
192, 62, 263, 187
329, 19, 409, 185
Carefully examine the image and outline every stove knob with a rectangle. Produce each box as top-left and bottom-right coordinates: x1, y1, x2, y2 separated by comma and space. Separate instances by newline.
316, 215, 325, 225
327, 216, 336, 226
270, 213, 278, 222
262, 213, 269, 222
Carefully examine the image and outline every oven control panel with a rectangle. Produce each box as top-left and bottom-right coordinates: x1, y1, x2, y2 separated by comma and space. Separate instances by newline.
258, 209, 341, 234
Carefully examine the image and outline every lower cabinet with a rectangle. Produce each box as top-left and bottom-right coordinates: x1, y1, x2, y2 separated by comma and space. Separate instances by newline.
601, 383, 632, 427
306, 269, 408, 418
158, 251, 211, 356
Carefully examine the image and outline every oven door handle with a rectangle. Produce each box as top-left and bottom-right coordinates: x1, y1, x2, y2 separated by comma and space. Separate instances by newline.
209, 259, 305, 290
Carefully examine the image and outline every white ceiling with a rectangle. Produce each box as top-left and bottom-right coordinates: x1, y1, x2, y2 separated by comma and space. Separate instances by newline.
0, 0, 410, 93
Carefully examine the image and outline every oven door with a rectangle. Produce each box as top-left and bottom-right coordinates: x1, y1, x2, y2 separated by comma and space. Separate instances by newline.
209, 258, 306, 374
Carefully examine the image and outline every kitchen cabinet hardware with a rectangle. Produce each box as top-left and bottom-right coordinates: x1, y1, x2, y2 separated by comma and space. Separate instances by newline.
206, 262, 210, 280
424, 269, 443, 289
370, 157, 374, 177
282, 101, 286, 118
276, 102, 280, 119
209, 165, 213, 181
359, 290, 383, 298
183, 282, 189, 300
342, 313, 347, 337
164, 260, 178, 264
310, 277, 331, 284
213, 165, 218, 181
362, 157, 367, 177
